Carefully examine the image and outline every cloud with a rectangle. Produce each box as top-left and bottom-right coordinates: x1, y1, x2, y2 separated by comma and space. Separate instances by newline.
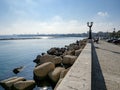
97, 12, 108, 17
51, 16, 63, 22
0, 15, 116, 35
87, 12, 115, 33
0, 16, 89, 35
92, 22, 114, 32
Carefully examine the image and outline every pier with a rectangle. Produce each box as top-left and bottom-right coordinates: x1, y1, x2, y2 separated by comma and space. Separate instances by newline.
56, 40, 120, 90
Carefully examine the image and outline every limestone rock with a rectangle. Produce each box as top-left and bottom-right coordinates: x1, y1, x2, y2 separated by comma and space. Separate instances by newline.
33, 62, 55, 79
40, 54, 55, 63
64, 50, 75, 55
0, 77, 18, 88
13, 80, 35, 90
53, 57, 62, 65
63, 55, 77, 65
38, 54, 62, 65
0, 77, 25, 90
60, 68, 70, 79
48, 67, 65, 83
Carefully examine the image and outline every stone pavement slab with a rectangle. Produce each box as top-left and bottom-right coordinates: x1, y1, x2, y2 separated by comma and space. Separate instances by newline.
94, 40, 120, 90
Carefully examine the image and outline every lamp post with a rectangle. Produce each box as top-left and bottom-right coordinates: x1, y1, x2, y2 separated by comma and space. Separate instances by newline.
87, 22, 93, 39
113, 28, 116, 39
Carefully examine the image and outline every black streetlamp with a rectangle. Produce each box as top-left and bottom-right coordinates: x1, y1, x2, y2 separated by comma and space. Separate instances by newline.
87, 22, 93, 39
113, 28, 116, 39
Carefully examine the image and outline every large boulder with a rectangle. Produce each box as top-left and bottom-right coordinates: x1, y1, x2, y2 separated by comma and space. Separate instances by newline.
13, 80, 35, 90
63, 55, 77, 65
48, 67, 65, 83
33, 62, 55, 79
53, 57, 63, 65
60, 68, 70, 79
75, 49, 82, 56
67, 43, 80, 50
64, 50, 75, 56
79, 39, 87, 48
47, 48, 57, 55
0, 77, 18, 87
47, 47, 66, 56
0, 77, 25, 90
36, 54, 62, 65
33, 55, 41, 64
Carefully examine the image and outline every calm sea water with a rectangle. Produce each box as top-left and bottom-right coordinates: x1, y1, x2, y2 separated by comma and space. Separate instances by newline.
0, 36, 85, 90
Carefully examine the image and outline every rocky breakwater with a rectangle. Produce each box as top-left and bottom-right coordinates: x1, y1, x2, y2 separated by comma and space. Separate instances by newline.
33, 39, 87, 89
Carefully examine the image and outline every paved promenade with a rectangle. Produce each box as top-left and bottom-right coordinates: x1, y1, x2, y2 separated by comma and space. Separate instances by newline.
93, 40, 120, 90
56, 40, 120, 90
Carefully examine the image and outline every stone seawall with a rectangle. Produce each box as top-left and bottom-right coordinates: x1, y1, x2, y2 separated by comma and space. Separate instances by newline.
56, 41, 91, 90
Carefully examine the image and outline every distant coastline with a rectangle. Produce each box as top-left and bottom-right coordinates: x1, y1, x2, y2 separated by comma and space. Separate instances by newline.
0, 34, 87, 40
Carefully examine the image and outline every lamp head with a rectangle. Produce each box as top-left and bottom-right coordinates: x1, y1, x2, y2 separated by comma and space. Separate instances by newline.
87, 22, 93, 27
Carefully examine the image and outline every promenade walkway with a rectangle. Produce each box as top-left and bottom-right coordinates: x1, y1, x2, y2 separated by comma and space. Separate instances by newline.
56, 40, 120, 90
93, 40, 120, 90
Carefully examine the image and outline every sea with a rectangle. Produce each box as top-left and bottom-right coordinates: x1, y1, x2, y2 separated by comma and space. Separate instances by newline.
0, 35, 85, 90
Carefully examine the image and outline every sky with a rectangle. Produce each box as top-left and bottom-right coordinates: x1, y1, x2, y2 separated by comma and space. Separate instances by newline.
0, 0, 120, 35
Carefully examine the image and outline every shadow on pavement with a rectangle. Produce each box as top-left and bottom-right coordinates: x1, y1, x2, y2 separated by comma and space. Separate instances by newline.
96, 47, 120, 55
92, 43, 107, 90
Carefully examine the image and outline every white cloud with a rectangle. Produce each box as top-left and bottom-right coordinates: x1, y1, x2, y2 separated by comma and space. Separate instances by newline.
92, 22, 114, 32
51, 16, 63, 22
97, 12, 108, 17
0, 16, 88, 35
0, 15, 117, 35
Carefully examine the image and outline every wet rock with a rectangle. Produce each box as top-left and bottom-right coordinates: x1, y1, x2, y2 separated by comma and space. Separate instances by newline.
13, 80, 35, 90
41, 53, 45, 56
36, 55, 41, 59
48, 67, 65, 83
60, 48, 66, 53
63, 55, 77, 65
13, 66, 24, 74
47, 48, 57, 55
0, 77, 25, 90
33, 62, 55, 80
33, 55, 41, 64
47, 47, 66, 56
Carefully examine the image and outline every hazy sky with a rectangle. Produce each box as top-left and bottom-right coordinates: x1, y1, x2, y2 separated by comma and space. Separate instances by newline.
0, 0, 120, 35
